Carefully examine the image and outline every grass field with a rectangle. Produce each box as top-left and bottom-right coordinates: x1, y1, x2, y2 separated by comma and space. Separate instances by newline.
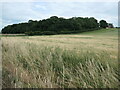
1, 28, 119, 88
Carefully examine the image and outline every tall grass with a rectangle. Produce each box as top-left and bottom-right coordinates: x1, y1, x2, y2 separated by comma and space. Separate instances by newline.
2, 37, 118, 88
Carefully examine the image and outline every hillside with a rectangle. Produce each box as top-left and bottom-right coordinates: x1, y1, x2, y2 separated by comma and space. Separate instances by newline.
2, 28, 118, 88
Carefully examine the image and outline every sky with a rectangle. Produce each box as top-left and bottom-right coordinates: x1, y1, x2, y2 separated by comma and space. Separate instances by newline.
0, 0, 119, 31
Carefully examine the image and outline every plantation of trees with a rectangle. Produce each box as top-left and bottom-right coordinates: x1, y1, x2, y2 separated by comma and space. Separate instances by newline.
1, 16, 108, 35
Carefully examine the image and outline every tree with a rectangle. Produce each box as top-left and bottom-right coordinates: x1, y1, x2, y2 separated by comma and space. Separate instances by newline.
108, 23, 114, 28
99, 20, 108, 28
1, 16, 103, 35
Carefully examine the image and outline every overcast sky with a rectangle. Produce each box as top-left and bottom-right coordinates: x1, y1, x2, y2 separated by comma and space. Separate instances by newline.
0, 0, 119, 30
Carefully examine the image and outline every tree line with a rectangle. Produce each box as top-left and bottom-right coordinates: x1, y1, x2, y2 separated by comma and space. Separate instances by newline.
1, 16, 108, 35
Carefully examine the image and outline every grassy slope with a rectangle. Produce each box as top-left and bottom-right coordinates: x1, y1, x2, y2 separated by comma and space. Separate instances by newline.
2, 28, 119, 88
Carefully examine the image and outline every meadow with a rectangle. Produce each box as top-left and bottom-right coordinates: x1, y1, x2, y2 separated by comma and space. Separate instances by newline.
1, 28, 119, 88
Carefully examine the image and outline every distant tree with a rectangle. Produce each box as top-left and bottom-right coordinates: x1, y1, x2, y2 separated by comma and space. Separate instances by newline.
99, 20, 108, 28
28, 20, 34, 23
2, 16, 105, 35
108, 23, 114, 28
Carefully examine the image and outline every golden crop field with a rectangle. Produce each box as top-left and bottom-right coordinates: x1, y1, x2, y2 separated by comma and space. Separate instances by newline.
1, 28, 119, 88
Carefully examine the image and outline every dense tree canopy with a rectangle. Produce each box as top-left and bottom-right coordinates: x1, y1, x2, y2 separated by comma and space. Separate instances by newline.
1, 16, 107, 35
99, 20, 108, 28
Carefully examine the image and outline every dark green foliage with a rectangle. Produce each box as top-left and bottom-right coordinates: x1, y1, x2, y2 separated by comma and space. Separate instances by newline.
2, 16, 102, 35
108, 23, 114, 28
99, 20, 108, 28
25, 31, 57, 36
